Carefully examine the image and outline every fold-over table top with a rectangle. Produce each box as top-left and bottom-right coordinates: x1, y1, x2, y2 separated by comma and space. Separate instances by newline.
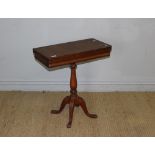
33, 38, 112, 68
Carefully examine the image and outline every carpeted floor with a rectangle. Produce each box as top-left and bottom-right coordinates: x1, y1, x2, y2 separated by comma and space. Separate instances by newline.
0, 91, 155, 136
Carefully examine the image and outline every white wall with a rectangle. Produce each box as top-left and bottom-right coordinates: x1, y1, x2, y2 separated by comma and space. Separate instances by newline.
0, 18, 155, 91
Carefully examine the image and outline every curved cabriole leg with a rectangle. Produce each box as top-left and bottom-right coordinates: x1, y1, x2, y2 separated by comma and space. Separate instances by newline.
51, 96, 70, 114
67, 100, 75, 128
78, 96, 97, 118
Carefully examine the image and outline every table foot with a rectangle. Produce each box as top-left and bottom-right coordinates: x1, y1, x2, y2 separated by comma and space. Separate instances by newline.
67, 122, 72, 128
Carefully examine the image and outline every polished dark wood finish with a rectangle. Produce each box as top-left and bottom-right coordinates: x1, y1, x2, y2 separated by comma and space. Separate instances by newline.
33, 38, 111, 68
33, 38, 112, 128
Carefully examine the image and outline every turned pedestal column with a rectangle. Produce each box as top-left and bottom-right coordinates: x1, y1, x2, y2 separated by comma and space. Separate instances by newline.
51, 63, 97, 128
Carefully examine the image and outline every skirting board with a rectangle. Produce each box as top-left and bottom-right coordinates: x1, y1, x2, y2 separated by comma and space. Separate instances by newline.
0, 81, 155, 92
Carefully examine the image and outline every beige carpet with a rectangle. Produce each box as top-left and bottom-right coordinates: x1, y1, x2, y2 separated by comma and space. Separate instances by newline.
0, 91, 155, 136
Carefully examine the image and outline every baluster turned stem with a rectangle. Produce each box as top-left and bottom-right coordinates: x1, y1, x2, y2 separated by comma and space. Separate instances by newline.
70, 63, 77, 96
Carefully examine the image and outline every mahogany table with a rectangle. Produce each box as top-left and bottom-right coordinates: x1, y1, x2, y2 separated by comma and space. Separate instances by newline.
33, 38, 112, 128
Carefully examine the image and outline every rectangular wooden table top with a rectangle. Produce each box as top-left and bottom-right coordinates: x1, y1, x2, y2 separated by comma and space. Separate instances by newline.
33, 38, 112, 68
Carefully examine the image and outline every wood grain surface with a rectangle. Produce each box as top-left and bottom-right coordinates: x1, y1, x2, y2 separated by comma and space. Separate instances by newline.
33, 38, 111, 68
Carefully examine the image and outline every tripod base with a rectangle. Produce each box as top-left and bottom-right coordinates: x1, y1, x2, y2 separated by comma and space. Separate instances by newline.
51, 63, 97, 128
51, 94, 97, 128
